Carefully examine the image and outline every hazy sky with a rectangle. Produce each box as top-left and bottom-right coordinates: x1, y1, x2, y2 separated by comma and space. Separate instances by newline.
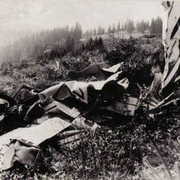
0, 0, 165, 31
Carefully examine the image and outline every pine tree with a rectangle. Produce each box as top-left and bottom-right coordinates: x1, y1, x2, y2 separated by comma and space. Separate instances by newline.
73, 22, 82, 42
150, 18, 156, 35
154, 17, 163, 36
121, 23, 125, 30
112, 24, 116, 33
102, 28, 105, 34
94, 37, 98, 48
108, 25, 112, 33
66, 36, 75, 52
98, 26, 102, 35
97, 37, 104, 48
93, 28, 97, 36
137, 20, 149, 33
127, 20, 134, 34
117, 22, 121, 31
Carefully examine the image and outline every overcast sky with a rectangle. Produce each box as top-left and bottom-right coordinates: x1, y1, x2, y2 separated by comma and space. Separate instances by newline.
0, 0, 165, 32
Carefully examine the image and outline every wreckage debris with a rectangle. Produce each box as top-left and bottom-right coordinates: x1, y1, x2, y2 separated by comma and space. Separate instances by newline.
0, 63, 130, 170
0, 55, 175, 171
0, 117, 70, 170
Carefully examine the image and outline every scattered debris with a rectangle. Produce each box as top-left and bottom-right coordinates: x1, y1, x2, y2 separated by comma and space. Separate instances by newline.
0, 60, 166, 171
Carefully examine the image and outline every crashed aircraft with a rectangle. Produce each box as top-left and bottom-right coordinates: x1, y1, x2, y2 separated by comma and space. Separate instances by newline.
0, 62, 135, 171
0, 0, 180, 172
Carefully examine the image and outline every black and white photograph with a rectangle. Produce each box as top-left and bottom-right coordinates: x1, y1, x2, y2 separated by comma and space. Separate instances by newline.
0, 0, 180, 179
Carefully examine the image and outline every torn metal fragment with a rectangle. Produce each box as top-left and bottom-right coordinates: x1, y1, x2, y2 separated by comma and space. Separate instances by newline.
3, 139, 40, 170
0, 117, 71, 170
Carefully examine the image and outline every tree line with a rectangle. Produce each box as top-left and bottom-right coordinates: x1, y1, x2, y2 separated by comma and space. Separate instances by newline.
0, 22, 105, 64
83, 17, 163, 38
0, 17, 162, 63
